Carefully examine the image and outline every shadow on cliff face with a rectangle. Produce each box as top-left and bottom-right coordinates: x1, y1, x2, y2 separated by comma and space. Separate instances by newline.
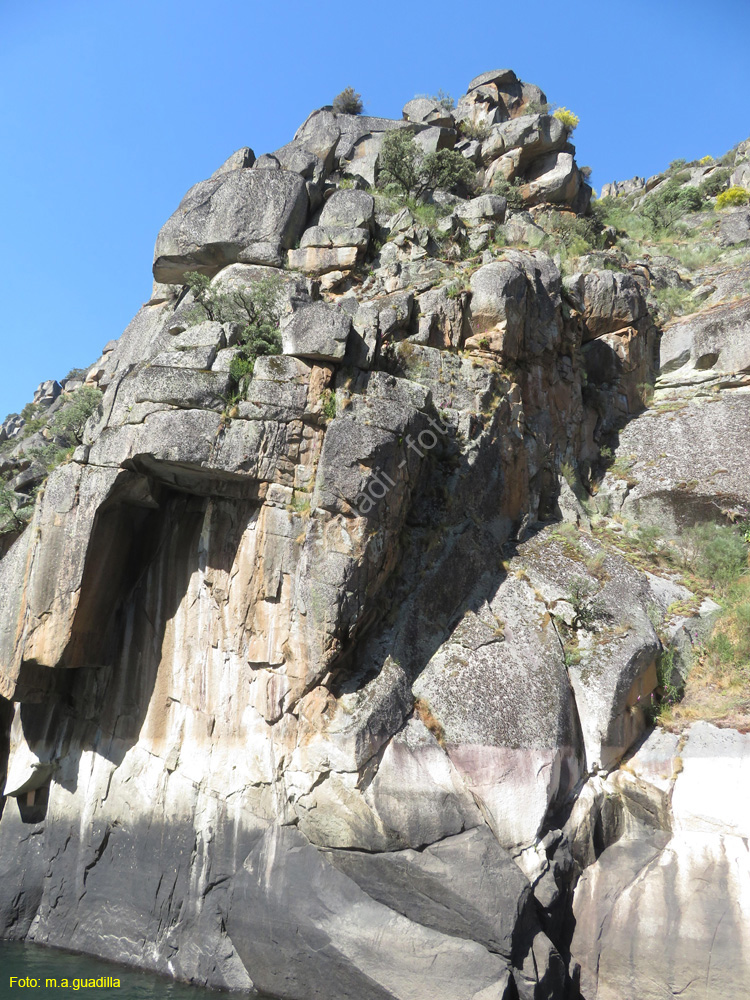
14, 478, 256, 788
331, 326, 652, 700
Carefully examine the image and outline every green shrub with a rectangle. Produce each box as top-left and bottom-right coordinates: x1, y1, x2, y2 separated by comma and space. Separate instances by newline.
687, 522, 747, 587
641, 181, 703, 231
543, 213, 602, 253
183, 272, 284, 397
332, 87, 363, 115
321, 388, 337, 419
669, 158, 688, 172
553, 107, 580, 130
228, 355, 254, 389
716, 186, 749, 209
457, 119, 491, 142
698, 167, 731, 198
430, 89, 455, 111
378, 130, 475, 199
523, 101, 553, 116
51, 385, 103, 445
492, 177, 525, 210
653, 285, 694, 319
0, 483, 33, 535
566, 575, 606, 630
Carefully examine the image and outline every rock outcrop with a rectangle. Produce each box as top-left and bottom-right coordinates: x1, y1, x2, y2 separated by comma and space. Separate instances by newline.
1, 72, 749, 1000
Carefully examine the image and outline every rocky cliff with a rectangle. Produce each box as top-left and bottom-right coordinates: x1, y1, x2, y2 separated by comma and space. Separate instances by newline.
1, 70, 749, 1000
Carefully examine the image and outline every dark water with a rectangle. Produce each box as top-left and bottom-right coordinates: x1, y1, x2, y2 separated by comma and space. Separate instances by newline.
0, 941, 259, 999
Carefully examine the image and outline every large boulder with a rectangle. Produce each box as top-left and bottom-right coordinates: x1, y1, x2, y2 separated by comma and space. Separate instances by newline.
481, 114, 567, 174
659, 297, 750, 388
571, 723, 750, 1000
564, 269, 648, 339
614, 393, 750, 533
227, 825, 516, 1000
281, 301, 351, 362
319, 189, 374, 230
402, 97, 454, 129
412, 568, 584, 852
519, 151, 581, 206
153, 169, 309, 282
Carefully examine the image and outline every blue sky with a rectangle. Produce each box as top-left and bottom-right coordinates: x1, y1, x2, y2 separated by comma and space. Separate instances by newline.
2, 0, 749, 418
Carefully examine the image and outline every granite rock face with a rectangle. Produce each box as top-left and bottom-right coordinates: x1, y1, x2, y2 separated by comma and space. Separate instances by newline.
570, 724, 750, 1000
1, 72, 749, 1000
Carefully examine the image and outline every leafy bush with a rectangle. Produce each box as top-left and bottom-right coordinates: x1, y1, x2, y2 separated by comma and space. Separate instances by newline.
686, 523, 747, 586
653, 285, 694, 319
332, 87, 363, 115
543, 213, 602, 254
523, 101, 553, 116
640, 180, 703, 231
698, 155, 715, 166
456, 119, 491, 142
698, 167, 731, 199
64, 367, 88, 382
553, 107, 580, 130
183, 271, 284, 397
492, 177, 525, 210
566, 575, 606, 630
669, 158, 687, 172
430, 89, 455, 110
320, 388, 337, 420
716, 186, 749, 209
378, 130, 475, 199
51, 386, 103, 445
0, 483, 33, 535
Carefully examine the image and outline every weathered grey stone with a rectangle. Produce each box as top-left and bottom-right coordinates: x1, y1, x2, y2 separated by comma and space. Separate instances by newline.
292, 109, 341, 167
299, 225, 369, 250
168, 320, 227, 350
481, 115, 566, 170
132, 366, 230, 409
413, 570, 584, 852
659, 297, 750, 385
720, 207, 750, 246
153, 169, 309, 283
319, 189, 375, 230
402, 97, 454, 129
287, 245, 359, 275
325, 827, 532, 958
228, 826, 515, 1000
520, 151, 580, 206
413, 126, 456, 156
32, 380, 61, 406
457, 194, 507, 224
615, 393, 750, 533
468, 69, 518, 92
331, 114, 416, 162
151, 346, 218, 370
572, 723, 750, 1000
209, 147, 255, 178
467, 259, 529, 358
564, 269, 648, 338
210, 261, 314, 314
415, 286, 466, 348
281, 301, 351, 362
454, 89, 503, 130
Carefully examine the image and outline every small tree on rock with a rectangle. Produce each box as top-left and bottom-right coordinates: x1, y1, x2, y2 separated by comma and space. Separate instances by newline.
51, 385, 103, 445
332, 87, 363, 115
378, 130, 476, 200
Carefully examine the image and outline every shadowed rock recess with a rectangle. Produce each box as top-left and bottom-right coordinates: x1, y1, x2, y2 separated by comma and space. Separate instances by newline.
1, 70, 750, 1000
